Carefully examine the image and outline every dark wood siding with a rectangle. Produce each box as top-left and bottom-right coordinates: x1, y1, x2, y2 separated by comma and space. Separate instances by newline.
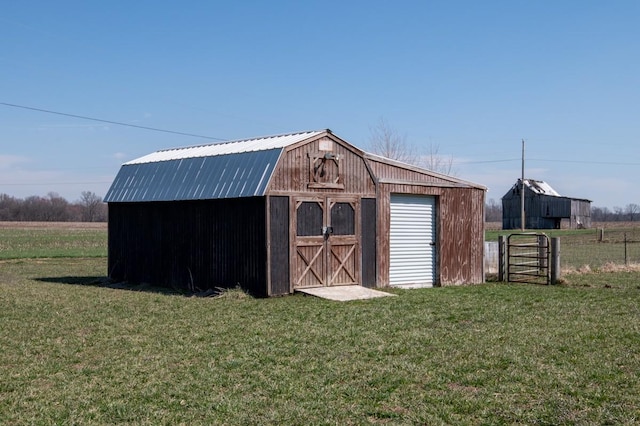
502, 185, 591, 230
108, 197, 269, 296
361, 198, 377, 288
269, 196, 290, 296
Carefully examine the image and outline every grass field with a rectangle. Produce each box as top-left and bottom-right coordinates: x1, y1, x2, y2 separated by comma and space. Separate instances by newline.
1, 223, 639, 424
0, 222, 107, 260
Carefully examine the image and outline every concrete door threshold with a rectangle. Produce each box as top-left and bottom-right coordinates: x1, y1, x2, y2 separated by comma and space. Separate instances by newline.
296, 285, 396, 301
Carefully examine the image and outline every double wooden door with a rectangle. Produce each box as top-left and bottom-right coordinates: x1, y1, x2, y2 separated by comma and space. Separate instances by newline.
292, 197, 360, 289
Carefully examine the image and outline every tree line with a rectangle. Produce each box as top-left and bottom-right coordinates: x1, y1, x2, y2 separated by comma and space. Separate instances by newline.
0, 191, 107, 222
485, 199, 640, 222
1, 191, 637, 224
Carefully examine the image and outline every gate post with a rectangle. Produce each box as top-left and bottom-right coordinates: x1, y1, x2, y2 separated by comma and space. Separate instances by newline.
550, 237, 560, 284
498, 235, 506, 282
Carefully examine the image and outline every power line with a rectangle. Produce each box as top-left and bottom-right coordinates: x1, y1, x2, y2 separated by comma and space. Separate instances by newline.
0, 102, 227, 141
455, 158, 519, 164
456, 158, 640, 166
529, 158, 640, 166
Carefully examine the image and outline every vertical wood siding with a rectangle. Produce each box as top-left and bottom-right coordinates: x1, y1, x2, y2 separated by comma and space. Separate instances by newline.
503, 187, 591, 229
361, 198, 377, 288
108, 198, 269, 296
268, 136, 376, 196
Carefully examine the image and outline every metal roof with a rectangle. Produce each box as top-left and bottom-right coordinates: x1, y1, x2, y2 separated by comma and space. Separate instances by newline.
524, 179, 561, 196
125, 130, 324, 165
105, 149, 283, 202
105, 131, 324, 202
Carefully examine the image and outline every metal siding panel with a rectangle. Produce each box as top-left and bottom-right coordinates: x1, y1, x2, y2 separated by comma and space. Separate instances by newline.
107, 198, 268, 296
389, 194, 436, 287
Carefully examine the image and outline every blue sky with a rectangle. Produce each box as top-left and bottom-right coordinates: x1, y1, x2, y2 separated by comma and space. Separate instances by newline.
1, 1, 638, 208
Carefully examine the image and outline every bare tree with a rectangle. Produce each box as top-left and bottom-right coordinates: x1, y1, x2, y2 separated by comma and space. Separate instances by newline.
79, 191, 103, 222
626, 203, 640, 221
368, 117, 455, 175
47, 192, 70, 221
613, 206, 624, 221
368, 118, 417, 165
423, 143, 455, 175
485, 198, 502, 222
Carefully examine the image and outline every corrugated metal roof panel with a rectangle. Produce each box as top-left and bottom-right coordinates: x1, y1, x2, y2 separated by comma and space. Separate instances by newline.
126, 130, 323, 165
104, 148, 282, 202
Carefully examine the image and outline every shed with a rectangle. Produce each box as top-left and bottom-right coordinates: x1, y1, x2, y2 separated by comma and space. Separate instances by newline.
501, 179, 592, 230
105, 130, 486, 296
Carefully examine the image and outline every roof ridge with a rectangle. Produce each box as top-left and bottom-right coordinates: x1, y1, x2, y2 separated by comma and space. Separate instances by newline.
156, 129, 327, 153
124, 130, 328, 165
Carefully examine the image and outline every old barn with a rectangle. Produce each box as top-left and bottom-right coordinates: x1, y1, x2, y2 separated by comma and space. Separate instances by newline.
105, 130, 486, 296
502, 179, 592, 230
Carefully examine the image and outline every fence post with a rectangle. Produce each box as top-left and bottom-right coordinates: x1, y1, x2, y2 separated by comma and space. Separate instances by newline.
498, 235, 506, 282
538, 234, 548, 277
551, 237, 560, 284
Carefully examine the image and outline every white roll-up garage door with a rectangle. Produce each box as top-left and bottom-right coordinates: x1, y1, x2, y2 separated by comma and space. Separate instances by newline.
389, 194, 436, 287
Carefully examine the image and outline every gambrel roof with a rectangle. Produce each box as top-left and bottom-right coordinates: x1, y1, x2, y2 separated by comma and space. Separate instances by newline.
105, 129, 485, 203
104, 131, 323, 202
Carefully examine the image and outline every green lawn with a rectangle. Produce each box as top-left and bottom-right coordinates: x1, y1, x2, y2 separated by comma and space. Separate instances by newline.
0, 227, 107, 259
1, 257, 639, 424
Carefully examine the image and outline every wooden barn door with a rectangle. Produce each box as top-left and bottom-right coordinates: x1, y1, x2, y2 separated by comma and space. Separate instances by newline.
292, 197, 360, 289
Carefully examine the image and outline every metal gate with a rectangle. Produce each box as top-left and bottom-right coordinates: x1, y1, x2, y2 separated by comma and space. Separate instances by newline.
507, 233, 550, 285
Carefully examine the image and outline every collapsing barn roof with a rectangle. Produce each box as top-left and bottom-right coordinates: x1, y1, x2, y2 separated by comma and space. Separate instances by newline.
505, 179, 591, 202
521, 179, 560, 196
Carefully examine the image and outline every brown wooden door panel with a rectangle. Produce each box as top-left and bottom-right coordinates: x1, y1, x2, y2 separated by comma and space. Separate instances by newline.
292, 197, 360, 289
328, 240, 358, 286
294, 241, 325, 288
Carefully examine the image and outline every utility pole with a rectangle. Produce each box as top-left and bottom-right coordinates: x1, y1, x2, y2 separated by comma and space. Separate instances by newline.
521, 139, 525, 231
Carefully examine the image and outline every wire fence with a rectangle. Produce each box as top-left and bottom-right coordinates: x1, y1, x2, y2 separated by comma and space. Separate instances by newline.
485, 226, 640, 276
560, 229, 640, 270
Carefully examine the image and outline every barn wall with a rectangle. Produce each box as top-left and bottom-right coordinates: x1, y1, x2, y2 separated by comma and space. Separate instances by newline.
108, 197, 269, 296
501, 187, 522, 229
571, 199, 592, 229
268, 196, 290, 296
377, 184, 485, 286
268, 135, 376, 196
367, 158, 456, 185
502, 188, 591, 230
361, 198, 377, 288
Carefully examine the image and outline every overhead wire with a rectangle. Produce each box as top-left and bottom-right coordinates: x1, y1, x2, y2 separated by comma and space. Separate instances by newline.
0, 102, 228, 141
